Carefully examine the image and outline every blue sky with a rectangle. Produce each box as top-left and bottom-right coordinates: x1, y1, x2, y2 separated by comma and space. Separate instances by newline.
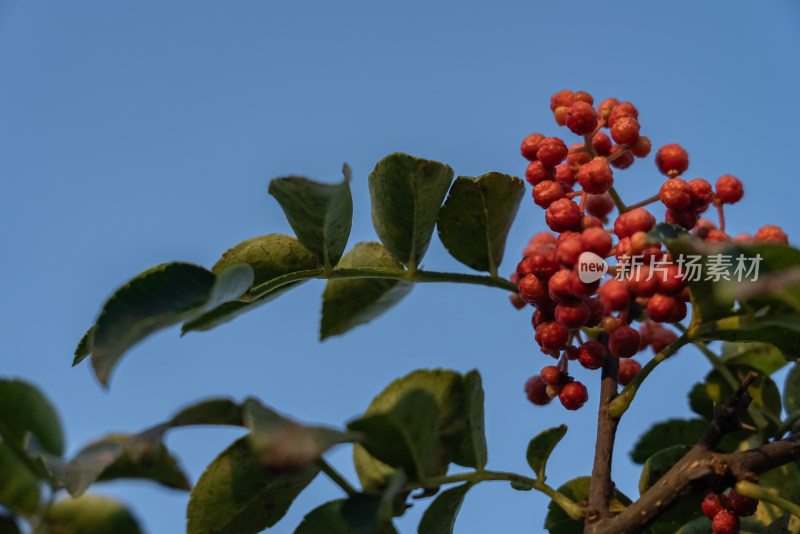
2, 1, 799, 532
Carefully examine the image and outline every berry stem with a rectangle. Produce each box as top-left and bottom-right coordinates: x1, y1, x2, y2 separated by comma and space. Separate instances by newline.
735, 480, 800, 519
607, 333, 690, 418
607, 186, 628, 213
625, 194, 660, 211
717, 203, 726, 232
583, 134, 598, 158
316, 458, 357, 496
246, 266, 519, 299
416, 470, 584, 519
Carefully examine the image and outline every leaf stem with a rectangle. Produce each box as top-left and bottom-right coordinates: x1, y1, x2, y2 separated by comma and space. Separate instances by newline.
735, 480, 800, 519
608, 333, 690, 418
418, 470, 583, 519
316, 458, 357, 496
246, 266, 518, 300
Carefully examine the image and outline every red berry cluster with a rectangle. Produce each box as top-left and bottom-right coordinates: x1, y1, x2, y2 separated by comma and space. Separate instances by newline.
516, 90, 789, 411
701, 489, 758, 534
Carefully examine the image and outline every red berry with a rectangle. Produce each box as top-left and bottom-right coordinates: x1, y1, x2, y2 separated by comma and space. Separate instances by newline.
580, 215, 603, 230
567, 270, 599, 299
657, 264, 687, 295
577, 157, 614, 195
614, 208, 656, 239
592, 132, 612, 156
609, 146, 634, 169
555, 301, 590, 328
565, 101, 599, 135
656, 144, 689, 176
610, 116, 640, 146
518, 274, 548, 304
659, 178, 692, 209
545, 198, 581, 232
525, 375, 551, 406
665, 207, 699, 230
711, 509, 739, 534
688, 178, 714, 211
617, 358, 641, 386
581, 227, 613, 257
650, 327, 678, 353
706, 230, 730, 243
540, 365, 563, 386
597, 98, 619, 120
555, 163, 576, 185
553, 106, 568, 126
509, 292, 526, 310
525, 160, 556, 185
631, 136, 652, 158
564, 345, 580, 360
527, 248, 560, 279
578, 341, 607, 370
548, 270, 576, 303
536, 321, 569, 351
701, 493, 729, 520
598, 279, 630, 311
521, 133, 545, 161
586, 193, 615, 218
559, 381, 588, 410
567, 144, 591, 167
572, 91, 593, 105
537, 137, 569, 167
627, 266, 659, 298
532, 308, 554, 328
647, 293, 681, 323
715, 175, 744, 204
550, 90, 574, 111
607, 102, 638, 129
585, 298, 606, 327
727, 488, 758, 517
556, 234, 583, 267
608, 325, 641, 358
533, 180, 565, 208
754, 225, 789, 244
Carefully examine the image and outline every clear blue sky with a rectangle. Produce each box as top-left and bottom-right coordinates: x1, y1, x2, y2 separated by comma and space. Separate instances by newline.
2, 2, 799, 532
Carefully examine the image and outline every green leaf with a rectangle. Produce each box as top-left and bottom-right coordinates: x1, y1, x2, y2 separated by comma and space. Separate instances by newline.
43, 495, 142, 534
763, 514, 800, 533
418, 483, 472, 534
269, 170, 353, 269
202, 264, 255, 312
368, 153, 454, 268
73, 326, 94, 366
341, 492, 402, 534
630, 419, 707, 464
721, 342, 788, 375
187, 437, 319, 534
348, 390, 439, 481
690, 315, 800, 362
320, 242, 412, 340
243, 398, 353, 470
0, 379, 63, 455
86, 262, 217, 385
755, 463, 800, 527
55, 433, 189, 497
526, 425, 567, 481
650, 223, 734, 325
0, 443, 40, 516
168, 398, 245, 428
785, 365, 800, 415
436, 173, 524, 275
452, 370, 487, 471
544, 477, 630, 534
183, 234, 319, 334
295, 500, 355, 534
352, 369, 467, 490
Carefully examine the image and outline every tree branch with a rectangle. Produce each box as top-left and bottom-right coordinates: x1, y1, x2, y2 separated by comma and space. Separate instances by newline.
586, 353, 620, 528
588, 371, 800, 534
